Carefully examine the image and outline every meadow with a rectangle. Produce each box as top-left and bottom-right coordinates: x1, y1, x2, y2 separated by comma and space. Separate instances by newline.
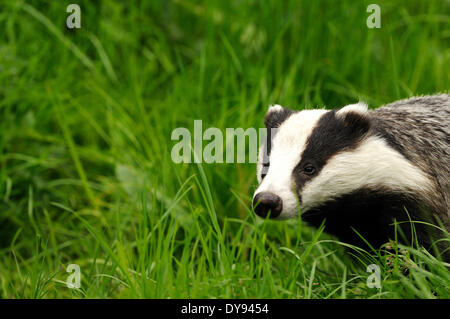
0, 0, 449, 298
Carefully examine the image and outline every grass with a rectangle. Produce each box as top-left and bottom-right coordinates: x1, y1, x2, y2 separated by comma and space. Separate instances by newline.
0, 0, 449, 298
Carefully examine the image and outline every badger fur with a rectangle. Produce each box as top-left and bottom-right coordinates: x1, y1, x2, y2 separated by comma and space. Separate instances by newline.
253, 94, 450, 258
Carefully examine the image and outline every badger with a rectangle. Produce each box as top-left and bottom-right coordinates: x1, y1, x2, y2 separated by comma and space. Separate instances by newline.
253, 94, 450, 259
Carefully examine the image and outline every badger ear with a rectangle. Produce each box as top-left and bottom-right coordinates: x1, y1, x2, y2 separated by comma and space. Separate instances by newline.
336, 102, 368, 117
336, 102, 370, 136
264, 104, 294, 128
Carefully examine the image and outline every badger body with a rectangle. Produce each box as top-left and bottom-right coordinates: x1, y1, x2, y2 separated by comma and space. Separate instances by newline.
253, 94, 450, 257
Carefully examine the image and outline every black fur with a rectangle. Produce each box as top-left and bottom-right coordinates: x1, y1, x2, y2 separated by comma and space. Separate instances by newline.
301, 188, 440, 252
264, 107, 294, 129
261, 107, 294, 178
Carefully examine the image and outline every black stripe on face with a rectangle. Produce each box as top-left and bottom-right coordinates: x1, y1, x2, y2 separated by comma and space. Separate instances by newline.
260, 127, 276, 179
263, 108, 294, 155
293, 110, 371, 198
264, 107, 294, 130
260, 107, 294, 180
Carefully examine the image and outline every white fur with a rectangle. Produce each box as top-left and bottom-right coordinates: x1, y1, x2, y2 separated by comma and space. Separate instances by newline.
336, 102, 368, 117
267, 104, 284, 113
255, 108, 327, 219
300, 135, 433, 212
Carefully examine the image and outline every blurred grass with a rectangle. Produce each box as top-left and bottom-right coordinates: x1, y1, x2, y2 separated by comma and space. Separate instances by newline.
0, 0, 449, 298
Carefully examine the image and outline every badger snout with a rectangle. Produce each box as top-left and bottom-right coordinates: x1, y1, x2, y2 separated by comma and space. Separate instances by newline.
252, 192, 283, 219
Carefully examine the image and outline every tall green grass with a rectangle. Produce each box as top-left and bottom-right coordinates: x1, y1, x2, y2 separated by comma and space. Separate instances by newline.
0, 0, 449, 298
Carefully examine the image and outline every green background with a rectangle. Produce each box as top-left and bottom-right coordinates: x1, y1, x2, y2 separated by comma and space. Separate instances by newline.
0, 0, 449, 298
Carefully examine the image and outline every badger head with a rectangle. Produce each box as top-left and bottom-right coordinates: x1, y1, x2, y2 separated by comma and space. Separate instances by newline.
252, 103, 432, 221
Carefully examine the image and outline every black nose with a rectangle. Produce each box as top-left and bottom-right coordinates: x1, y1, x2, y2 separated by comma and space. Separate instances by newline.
253, 192, 283, 219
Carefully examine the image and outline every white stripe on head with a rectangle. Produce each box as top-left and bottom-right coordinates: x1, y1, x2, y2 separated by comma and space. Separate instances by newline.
255, 109, 328, 219
300, 135, 433, 212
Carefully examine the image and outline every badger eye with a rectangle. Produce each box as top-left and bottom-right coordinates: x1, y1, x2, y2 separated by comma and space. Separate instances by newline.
261, 173, 267, 180
303, 164, 316, 175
